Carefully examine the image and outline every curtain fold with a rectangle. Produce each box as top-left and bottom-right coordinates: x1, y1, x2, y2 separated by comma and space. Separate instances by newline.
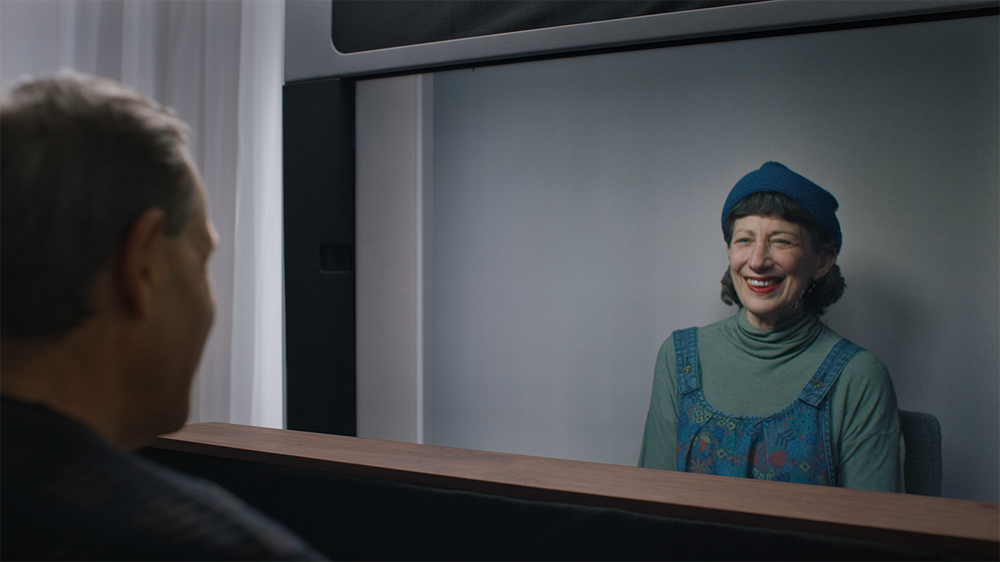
232, 0, 285, 428
0, 0, 285, 428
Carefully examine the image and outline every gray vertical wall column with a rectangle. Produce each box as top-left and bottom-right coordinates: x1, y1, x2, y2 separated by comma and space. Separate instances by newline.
356, 75, 434, 444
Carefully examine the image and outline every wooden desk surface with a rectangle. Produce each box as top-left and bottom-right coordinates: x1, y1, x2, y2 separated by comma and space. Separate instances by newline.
152, 422, 999, 558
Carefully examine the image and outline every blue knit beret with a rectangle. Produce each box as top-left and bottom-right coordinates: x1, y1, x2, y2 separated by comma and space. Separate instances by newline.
721, 161, 842, 251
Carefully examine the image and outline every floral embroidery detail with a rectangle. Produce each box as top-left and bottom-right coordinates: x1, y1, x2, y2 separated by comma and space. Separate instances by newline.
689, 457, 711, 474
769, 450, 787, 468
690, 407, 712, 424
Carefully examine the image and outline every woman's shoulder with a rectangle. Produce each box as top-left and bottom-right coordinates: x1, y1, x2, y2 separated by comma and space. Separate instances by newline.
653, 317, 735, 373
659, 316, 734, 350
692, 314, 737, 339
817, 324, 889, 371
841, 349, 893, 389
819, 326, 893, 389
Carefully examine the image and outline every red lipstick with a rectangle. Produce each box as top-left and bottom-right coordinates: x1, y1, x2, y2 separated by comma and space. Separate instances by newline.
744, 276, 783, 294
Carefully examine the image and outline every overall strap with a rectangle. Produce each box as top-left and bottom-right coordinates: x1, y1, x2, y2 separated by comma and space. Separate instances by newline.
797, 338, 863, 407
673, 327, 700, 394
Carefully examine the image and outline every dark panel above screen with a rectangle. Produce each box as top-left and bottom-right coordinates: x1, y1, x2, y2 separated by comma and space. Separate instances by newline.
286, 0, 995, 82
331, 1, 761, 53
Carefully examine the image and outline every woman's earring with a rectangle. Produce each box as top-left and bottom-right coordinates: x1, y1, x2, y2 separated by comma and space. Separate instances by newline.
805, 280, 817, 295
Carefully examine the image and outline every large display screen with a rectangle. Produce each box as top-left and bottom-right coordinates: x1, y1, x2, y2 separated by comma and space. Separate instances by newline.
287, 1, 999, 502
366, 13, 998, 498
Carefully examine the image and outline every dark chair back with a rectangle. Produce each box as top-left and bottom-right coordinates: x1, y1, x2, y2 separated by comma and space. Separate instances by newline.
899, 410, 942, 496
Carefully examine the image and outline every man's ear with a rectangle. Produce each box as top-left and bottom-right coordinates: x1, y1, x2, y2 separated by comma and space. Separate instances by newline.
116, 208, 168, 318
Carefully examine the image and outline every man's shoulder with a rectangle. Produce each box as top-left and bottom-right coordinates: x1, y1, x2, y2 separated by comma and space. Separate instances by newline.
1, 398, 324, 561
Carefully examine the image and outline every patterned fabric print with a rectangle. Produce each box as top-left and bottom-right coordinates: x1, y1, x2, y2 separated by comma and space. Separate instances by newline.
673, 328, 861, 487
677, 390, 831, 486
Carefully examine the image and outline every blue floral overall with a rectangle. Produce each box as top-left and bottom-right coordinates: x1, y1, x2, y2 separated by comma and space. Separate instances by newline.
673, 327, 862, 485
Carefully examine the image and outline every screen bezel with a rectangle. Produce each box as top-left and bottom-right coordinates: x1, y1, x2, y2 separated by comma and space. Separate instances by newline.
285, 0, 994, 82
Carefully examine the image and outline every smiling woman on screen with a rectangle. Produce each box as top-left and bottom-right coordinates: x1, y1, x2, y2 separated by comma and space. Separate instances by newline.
639, 162, 901, 492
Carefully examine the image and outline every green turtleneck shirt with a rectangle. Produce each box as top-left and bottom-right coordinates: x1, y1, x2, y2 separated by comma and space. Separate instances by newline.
639, 311, 902, 493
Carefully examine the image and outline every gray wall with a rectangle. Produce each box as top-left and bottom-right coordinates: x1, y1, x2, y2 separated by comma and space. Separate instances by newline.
358, 15, 998, 502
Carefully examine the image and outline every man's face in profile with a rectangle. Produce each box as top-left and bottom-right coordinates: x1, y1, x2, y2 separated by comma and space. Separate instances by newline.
126, 165, 217, 442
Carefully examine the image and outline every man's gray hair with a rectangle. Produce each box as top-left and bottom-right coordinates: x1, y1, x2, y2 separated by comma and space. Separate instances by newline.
1, 71, 195, 340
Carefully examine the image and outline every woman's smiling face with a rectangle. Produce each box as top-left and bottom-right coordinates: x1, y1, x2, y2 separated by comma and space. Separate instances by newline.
727, 214, 836, 331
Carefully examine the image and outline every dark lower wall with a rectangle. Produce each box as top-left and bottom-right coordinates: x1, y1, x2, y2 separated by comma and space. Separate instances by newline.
140, 447, 956, 561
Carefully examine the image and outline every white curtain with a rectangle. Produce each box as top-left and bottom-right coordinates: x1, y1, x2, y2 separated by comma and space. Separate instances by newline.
0, 0, 286, 428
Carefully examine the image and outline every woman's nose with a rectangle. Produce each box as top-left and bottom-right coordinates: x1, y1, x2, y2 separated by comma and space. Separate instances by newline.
748, 240, 771, 271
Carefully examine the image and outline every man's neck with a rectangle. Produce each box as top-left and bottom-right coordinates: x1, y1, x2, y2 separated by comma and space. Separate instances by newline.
1, 330, 132, 449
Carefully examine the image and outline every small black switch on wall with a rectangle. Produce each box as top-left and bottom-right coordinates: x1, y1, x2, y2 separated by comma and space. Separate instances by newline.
320, 244, 353, 272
